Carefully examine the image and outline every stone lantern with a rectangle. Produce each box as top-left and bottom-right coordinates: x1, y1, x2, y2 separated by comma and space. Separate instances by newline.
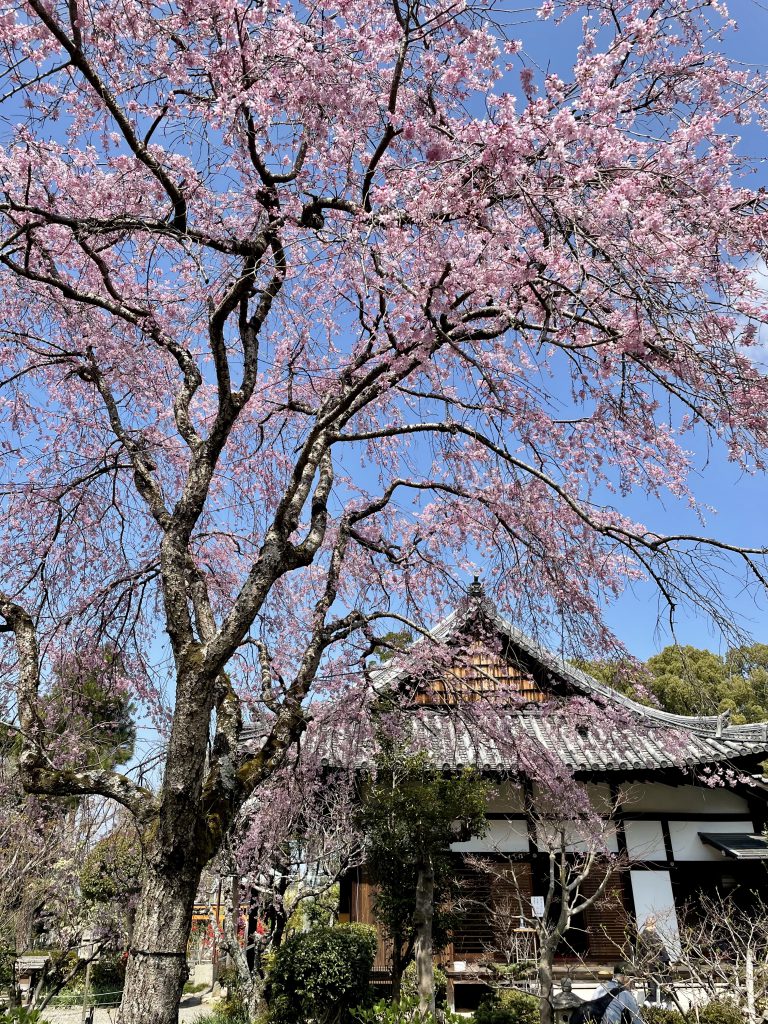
552, 977, 583, 1024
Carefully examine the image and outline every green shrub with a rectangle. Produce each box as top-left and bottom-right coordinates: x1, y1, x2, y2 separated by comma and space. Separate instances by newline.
353, 997, 427, 1024
699, 1002, 743, 1024
475, 988, 541, 1024
90, 953, 126, 994
0, 1009, 42, 1024
192, 1005, 250, 1024
184, 981, 209, 994
49, 990, 84, 1007
268, 923, 378, 1024
401, 962, 448, 1009
353, 997, 464, 1024
642, 1007, 684, 1024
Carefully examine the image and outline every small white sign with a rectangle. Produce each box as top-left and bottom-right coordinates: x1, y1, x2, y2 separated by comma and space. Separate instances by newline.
531, 896, 545, 918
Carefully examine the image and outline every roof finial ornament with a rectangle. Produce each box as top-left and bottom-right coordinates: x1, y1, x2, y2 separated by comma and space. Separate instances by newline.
469, 574, 483, 599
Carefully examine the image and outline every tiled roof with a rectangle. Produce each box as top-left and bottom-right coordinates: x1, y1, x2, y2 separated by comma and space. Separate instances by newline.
316, 705, 768, 774
698, 833, 768, 859
367, 595, 768, 759
243, 594, 768, 775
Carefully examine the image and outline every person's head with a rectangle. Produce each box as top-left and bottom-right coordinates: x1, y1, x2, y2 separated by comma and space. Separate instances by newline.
613, 964, 638, 987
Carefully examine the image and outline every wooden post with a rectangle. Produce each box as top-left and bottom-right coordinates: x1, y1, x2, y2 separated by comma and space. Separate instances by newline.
81, 958, 92, 1024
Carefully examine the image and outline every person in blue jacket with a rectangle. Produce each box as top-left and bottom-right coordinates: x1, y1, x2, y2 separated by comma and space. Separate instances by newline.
599, 966, 644, 1024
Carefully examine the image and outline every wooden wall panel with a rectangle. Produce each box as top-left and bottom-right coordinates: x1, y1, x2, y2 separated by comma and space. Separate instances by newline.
416, 642, 545, 705
453, 860, 533, 960
582, 869, 630, 963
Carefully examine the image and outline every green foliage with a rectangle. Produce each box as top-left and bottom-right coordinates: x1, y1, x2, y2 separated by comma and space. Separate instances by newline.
268, 923, 378, 1024
184, 982, 209, 994
641, 1004, 741, 1024
286, 882, 340, 933
90, 953, 126, 994
373, 631, 414, 664
353, 999, 424, 1024
698, 1003, 744, 1024
352, 997, 464, 1024
401, 962, 447, 1009
191, 1002, 250, 1024
475, 988, 541, 1024
49, 989, 84, 1007
80, 829, 143, 904
641, 1008, 684, 1024
359, 749, 490, 966
0, 1010, 42, 1024
578, 643, 768, 725
488, 962, 536, 984
0, 933, 15, 988
45, 647, 137, 769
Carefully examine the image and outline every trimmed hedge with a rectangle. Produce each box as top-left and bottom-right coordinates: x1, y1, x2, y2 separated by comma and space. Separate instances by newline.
269, 923, 378, 1024
475, 988, 541, 1024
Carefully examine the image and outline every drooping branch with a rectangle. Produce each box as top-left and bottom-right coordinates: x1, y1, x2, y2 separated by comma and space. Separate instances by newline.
0, 593, 155, 819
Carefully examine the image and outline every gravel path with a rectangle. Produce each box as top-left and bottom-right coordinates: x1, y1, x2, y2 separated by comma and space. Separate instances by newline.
41, 999, 213, 1024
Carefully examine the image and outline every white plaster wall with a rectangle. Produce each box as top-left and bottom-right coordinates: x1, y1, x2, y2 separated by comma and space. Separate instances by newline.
621, 782, 750, 814
624, 819, 667, 861
486, 782, 525, 813
630, 869, 681, 957
587, 782, 614, 813
535, 820, 619, 854
668, 819, 754, 861
451, 818, 530, 853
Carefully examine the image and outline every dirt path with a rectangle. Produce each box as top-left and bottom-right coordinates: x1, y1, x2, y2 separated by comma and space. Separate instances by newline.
41, 999, 212, 1024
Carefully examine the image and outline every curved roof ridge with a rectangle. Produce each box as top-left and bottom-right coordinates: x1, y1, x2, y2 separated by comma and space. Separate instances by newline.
485, 601, 768, 738
371, 594, 768, 742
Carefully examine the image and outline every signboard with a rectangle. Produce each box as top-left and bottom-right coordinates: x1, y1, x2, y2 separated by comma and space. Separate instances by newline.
531, 896, 545, 918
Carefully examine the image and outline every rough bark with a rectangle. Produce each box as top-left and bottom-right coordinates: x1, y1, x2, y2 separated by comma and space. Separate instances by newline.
390, 945, 405, 1003
538, 948, 555, 1024
117, 856, 200, 1024
413, 858, 436, 1019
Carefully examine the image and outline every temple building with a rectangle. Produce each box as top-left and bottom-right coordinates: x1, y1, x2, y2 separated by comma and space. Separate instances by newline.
336, 587, 768, 1010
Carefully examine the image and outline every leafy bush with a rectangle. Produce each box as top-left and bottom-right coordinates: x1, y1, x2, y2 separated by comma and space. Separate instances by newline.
353, 997, 427, 1024
268, 923, 377, 1024
192, 1004, 250, 1024
699, 1002, 743, 1024
90, 953, 126, 993
642, 1007, 684, 1024
353, 997, 464, 1024
184, 981, 209, 994
0, 1009, 42, 1024
401, 962, 448, 1009
49, 989, 84, 1007
80, 830, 142, 904
475, 988, 541, 1024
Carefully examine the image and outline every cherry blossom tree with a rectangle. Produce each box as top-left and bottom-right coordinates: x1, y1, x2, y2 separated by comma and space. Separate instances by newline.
2, 0, 768, 1021
215, 756, 365, 1020
469, 789, 627, 1024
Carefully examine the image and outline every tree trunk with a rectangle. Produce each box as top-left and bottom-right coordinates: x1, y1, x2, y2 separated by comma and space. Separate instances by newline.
391, 944, 405, 1003
746, 945, 755, 1024
538, 949, 555, 1024
116, 857, 200, 1024
413, 858, 435, 1019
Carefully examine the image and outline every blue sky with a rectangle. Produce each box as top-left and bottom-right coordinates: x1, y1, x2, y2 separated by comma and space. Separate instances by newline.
513, 0, 768, 658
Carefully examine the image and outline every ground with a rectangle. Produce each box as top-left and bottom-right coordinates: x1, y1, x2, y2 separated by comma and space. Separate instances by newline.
41, 1002, 210, 1024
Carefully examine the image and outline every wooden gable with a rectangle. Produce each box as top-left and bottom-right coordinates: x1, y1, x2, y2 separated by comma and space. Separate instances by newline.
414, 640, 547, 706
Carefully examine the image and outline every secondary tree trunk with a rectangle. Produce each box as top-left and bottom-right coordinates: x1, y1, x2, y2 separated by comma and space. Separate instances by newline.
413, 858, 436, 1019
116, 855, 200, 1024
538, 949, 555, 1024
391, 941, 405, 1003
746, 944, 755, 1024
